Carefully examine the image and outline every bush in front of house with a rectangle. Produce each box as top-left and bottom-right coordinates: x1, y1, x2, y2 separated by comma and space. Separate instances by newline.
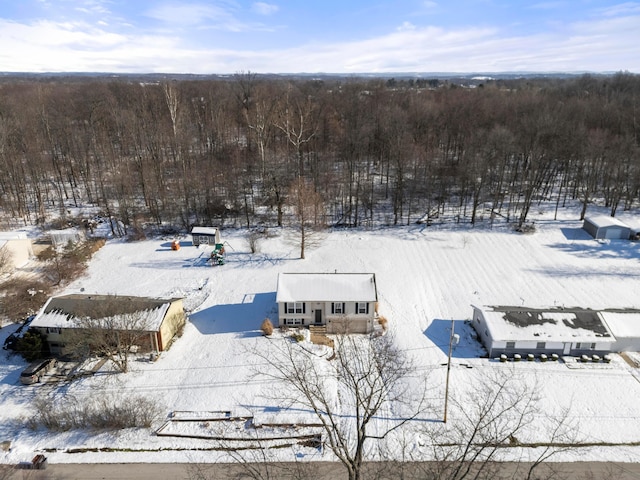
261, 318, 274, 336
15, 329, 48, 361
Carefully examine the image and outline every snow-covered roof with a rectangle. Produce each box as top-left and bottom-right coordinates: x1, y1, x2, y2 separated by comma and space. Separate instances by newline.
584, 215, 630, 229
191, 226, 218, 235
599, 311, 640, 339
476, 306, 615, 343
276, 273, 377, 303
49, 228, 84, 247
30, 294, 179, 332
0, 232, 27, 240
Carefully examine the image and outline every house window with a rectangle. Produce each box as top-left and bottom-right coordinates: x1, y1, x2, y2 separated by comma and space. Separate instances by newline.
332, 302, 346, 314
506, 341, 516, 349
46, 327, 62, 334
536, 342, 546, 349
199, 235, 210, 244
577, 342, 596, 350
355, 302, 369, 314
285, 302, 305, 314
285, 318, 304, 326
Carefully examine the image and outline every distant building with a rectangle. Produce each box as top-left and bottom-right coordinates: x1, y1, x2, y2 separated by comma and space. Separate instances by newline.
599, 311, 640, 352
49, 229, 85, 248
472, 305, 640, 357
276, 273, 378, 334
582, 215, 631, 240
191, 226, 221, 246
30, 294, 185, 356
0, 232, 33, 270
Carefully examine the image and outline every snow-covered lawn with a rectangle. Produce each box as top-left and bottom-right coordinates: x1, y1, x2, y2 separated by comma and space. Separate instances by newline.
2, 209, 640, 465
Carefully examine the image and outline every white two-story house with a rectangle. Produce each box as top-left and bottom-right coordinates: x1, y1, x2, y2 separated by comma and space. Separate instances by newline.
276, 273, 378, 334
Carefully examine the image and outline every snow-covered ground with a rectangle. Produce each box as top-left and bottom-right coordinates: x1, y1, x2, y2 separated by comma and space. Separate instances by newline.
1, 207, 640, 466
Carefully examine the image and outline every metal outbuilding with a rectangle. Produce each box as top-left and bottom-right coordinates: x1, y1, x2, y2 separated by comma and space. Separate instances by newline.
582, 215, 631, 240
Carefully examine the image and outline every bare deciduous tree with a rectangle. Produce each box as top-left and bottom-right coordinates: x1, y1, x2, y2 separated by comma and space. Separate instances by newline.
255, 334, 427, 480
407, 369, 577, 480
288, 177, 325, 259
275, 83, 319, 178
65, 299, 154, 373
0, 244, 12, 275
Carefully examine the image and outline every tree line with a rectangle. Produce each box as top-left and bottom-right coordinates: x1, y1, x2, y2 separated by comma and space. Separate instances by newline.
0, 72, 638, 232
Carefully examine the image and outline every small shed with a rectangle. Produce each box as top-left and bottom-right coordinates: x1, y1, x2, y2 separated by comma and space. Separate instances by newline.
191, 227, 221, 246
582, 216, 631, 240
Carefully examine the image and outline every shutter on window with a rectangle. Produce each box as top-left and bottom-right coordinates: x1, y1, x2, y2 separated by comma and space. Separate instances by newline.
284, 302, 288, 313
366, 303, 369, 314
342, 303, 346, 314
303, 303, 306, 314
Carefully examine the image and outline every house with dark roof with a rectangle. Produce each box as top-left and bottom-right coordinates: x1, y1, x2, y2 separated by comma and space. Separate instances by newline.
30, 294, 185, 356
472, 305, 615, 357
472, 305, 640, 357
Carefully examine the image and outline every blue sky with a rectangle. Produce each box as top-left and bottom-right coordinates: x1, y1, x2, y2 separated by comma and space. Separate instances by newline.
0, 0, 638, 73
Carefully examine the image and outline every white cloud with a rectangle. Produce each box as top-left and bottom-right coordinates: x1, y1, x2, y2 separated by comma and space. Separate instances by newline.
252, 2, 279, 15
423, 1, 437, 8
144, 2, 273, 33
397, 21, 416, 31
74, 0, 112, 16
0, 5, 638, 74
597, 2, 640, 17
0, 19, 176, 72
237, 15, 639, 74
145, 3, 231, 27
1, 20, 125, 49
528, 2, 566, 10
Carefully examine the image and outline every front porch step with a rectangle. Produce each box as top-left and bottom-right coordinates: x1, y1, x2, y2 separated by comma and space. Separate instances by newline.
309, 325, 333, 348
309, 325, 327, 335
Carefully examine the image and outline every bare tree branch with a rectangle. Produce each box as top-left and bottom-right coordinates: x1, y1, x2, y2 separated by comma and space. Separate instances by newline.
253, 333, 428, 480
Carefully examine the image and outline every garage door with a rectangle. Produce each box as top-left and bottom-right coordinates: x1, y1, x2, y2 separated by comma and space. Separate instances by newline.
605, 228, 622, 239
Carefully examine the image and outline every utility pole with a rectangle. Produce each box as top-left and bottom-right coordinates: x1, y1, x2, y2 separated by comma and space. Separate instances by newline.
443, 318, 455, 423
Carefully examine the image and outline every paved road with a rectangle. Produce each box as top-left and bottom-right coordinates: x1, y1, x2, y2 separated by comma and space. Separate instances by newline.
6, 461, 640, 480
4, 462, 343, 480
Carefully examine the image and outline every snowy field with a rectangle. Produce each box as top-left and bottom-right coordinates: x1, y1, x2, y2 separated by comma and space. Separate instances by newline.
1, 206, 640, 466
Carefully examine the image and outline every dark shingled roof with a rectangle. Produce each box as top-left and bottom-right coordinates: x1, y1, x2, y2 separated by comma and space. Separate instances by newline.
492, 306, 611, 337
